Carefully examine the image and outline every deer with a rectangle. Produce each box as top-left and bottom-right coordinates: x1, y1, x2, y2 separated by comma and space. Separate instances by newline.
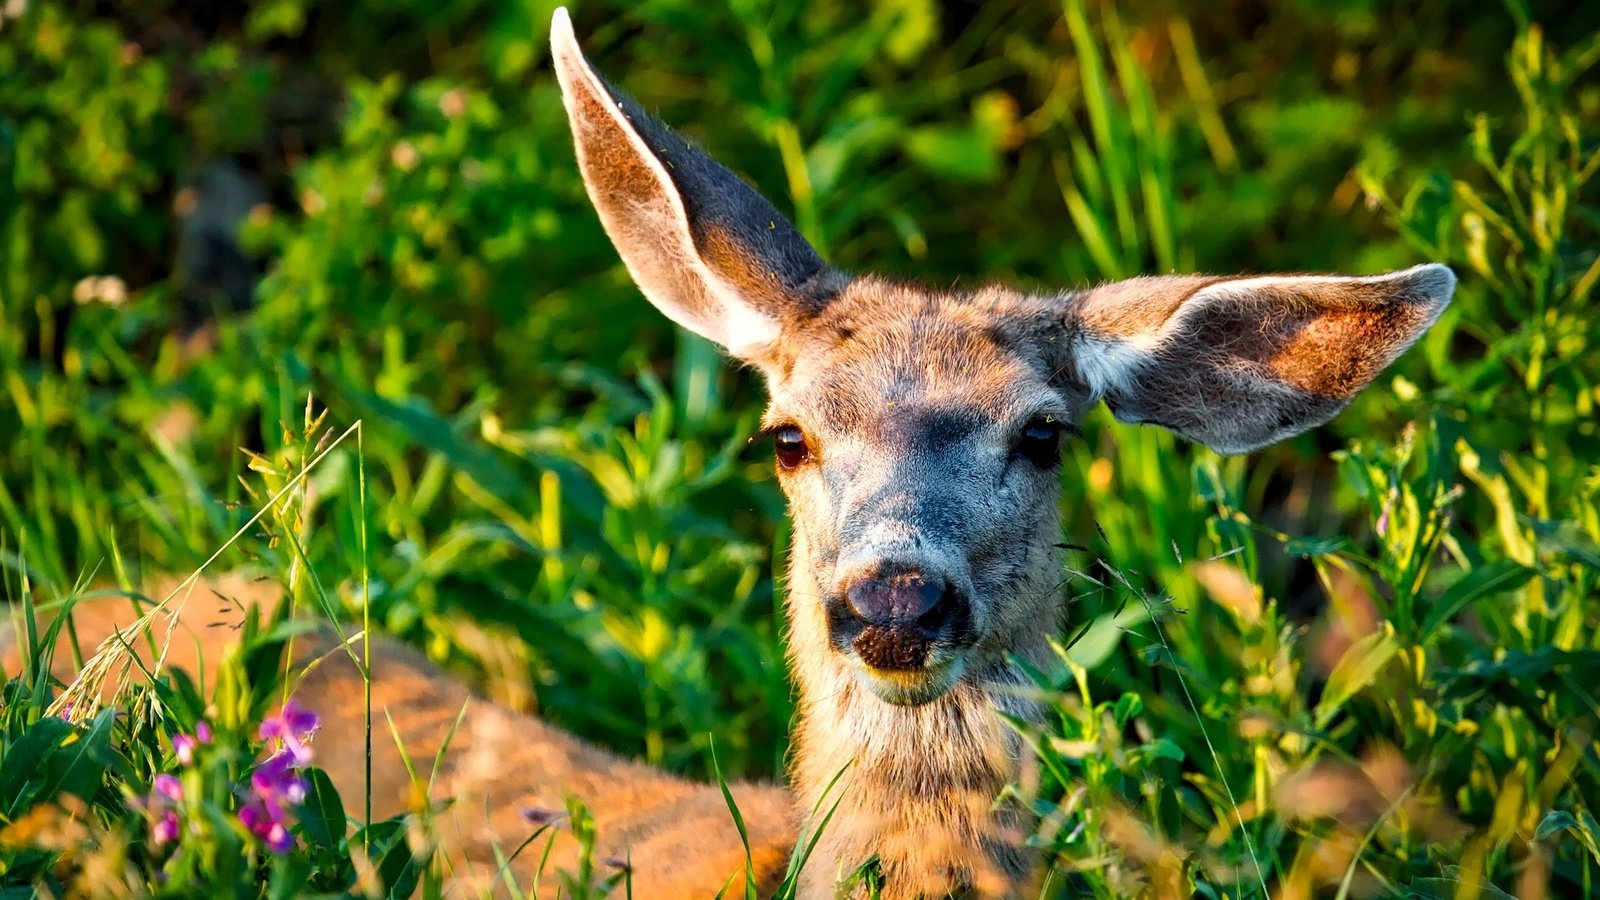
6, 7, 1456, 898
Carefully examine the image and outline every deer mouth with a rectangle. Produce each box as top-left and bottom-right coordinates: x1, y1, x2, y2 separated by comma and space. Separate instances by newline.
828, 605, 971, 704
825, 589, 972, 707
851, 654, 967, 706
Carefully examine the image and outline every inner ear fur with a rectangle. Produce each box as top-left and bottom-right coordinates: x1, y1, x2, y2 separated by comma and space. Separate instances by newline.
1063, 264, 1456, 454
550, 9, 836, 365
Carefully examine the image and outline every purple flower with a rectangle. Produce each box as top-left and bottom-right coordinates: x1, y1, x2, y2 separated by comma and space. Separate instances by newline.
238, 798, 268, 833
144, 774, 185, 850
152, 774, 184, 803
258, 699, 319, 766
239, 701, 320, 855
172, 721, 212, 766
239, 796, 296, 854
264, 820, 293, 854
151, 810, 180, 846
250, 751, 308, 805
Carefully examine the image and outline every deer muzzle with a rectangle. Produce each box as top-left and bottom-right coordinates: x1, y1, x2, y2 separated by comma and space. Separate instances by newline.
830, 566, 968, 672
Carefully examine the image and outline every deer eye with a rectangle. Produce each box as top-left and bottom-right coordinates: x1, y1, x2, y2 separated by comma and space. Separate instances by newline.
773, 425, 811, 469
1014, 416, 1066, 467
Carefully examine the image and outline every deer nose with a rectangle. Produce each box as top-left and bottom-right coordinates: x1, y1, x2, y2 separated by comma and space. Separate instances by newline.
837, 569, 960, 671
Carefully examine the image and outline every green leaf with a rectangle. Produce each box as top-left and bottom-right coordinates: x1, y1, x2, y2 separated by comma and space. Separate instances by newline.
34, 707, 117, 804
902, 94, 1013, 186
872, 0, 938, 63
1064, 603, 1150, 670
904, 124, 1001, 183
1439, 648, 1600, 705
371, 819, 422, 899
1113, 692, 1143, 726
1285, 535, 1351, 558
1535, 809, 1577, 841
0, 716, 75, 816
266, 851, 314, 900
0, 117, 16, 219
711, 741, 757, 900
1315, 629, 1399, 730
1420, 560, 1536, 638
1576, 811, 1600, 864
297, 766, 348, 850
1529, 519, 1600, 569
1407, 868, 1518, 899
1142, 738, 1184, 763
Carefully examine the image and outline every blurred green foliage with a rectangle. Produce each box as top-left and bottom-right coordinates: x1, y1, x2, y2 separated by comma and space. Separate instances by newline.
2, 0, 1598, 895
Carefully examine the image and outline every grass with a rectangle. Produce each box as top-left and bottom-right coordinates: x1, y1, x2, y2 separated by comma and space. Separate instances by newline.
2, 0, 1599, 896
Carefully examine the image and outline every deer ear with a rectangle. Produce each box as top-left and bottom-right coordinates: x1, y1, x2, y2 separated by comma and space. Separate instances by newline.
550, 8, 834, 365
1063, 264, 1455, 454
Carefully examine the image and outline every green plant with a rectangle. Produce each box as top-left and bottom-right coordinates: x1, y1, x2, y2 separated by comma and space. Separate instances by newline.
1, 0, 1595, 896
1022, 8, 1599, 897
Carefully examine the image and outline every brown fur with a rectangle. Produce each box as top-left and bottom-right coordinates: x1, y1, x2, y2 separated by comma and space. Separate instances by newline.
3, 574, 793, 897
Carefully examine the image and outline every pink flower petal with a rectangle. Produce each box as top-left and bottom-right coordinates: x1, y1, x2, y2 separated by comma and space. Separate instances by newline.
151, 810, 180, 846
152, 774, 183, 803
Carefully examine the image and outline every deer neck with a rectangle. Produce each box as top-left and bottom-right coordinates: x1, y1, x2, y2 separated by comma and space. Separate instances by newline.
783, 534, 1058, 899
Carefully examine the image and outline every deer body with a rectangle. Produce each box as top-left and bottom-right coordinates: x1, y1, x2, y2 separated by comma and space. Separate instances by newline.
6, 574, 796, 896
10, 8, 1456, 898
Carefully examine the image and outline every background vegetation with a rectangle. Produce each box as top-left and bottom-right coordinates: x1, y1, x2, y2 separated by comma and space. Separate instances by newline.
1, 0, 1597, 896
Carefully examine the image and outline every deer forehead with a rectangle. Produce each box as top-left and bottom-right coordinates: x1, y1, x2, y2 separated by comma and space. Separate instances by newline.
766, 286, 1070, 440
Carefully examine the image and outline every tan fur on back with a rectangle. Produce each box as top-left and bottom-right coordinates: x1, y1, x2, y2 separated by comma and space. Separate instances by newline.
4, 574, 792, 897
